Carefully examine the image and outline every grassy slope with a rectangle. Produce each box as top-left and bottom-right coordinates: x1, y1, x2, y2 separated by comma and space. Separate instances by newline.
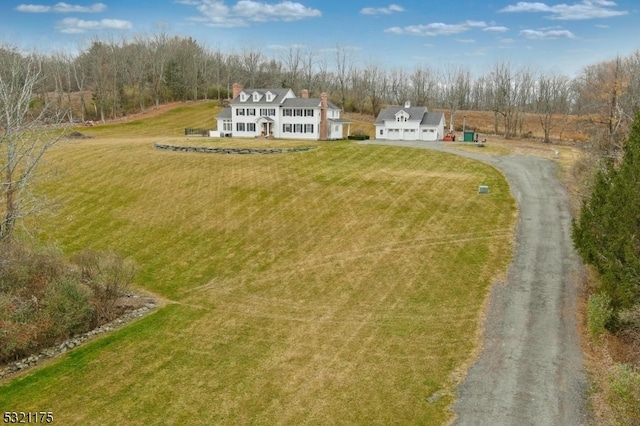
0, 102, 516, 425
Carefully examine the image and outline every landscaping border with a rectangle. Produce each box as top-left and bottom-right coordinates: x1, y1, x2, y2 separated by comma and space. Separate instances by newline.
153, 143, 317, 154
0, 297, 157, 381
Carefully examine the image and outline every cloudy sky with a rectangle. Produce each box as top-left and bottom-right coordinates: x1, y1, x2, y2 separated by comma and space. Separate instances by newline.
1, 0, 638, 76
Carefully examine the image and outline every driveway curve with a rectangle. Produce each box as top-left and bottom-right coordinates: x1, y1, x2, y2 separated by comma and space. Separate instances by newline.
362, 141, 588, 426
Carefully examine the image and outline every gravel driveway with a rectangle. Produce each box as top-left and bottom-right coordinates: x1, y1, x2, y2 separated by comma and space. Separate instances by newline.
363, 141, 588, 425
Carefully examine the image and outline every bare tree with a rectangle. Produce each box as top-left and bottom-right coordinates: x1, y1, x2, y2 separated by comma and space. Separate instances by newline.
622, 49, 640, 117
149, 30, 170, 109
300, 47, 317, 93
282, 45, 303, 91
440, 64, 470, 131
410, 65, 436, 107
314, 49, 330, 92
486, 61, 532, 139
0, 46, 65, 240
333, 43, 354, 108
240, 44, 265, 88
72, 41, 90, 122
389, 67, 410, 105
534, 71, 572, 143
362, 61, 387, 117
126, 34, 151, 111
574, 56, 629, 154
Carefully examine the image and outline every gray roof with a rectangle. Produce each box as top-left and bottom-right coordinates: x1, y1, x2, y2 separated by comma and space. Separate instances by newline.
375, 106, 444, 127
421, 111, 445, 126
218, 95, 341, 119
230, 88, 293, 105
217, 107, 232, 119
282, 98, 321, 108
281, 97, 340, 110
255, 116, 274, 123
375, 106, 427, 124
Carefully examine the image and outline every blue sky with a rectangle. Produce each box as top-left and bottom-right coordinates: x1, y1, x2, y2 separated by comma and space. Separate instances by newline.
1, 0, 639, 76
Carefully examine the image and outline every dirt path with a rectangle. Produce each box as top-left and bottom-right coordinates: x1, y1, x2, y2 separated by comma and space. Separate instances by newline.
363, 141, 588, 425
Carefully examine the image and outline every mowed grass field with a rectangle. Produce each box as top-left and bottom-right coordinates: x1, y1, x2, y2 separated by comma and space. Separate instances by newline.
0, 102, 517, 425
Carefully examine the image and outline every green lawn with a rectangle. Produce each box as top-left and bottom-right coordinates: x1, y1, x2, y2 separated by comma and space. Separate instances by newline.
0, 104, 516, 425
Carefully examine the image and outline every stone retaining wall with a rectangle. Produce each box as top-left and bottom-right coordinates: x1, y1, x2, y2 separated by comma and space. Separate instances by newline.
0, 298, 156, 381
154, 143, 316, 154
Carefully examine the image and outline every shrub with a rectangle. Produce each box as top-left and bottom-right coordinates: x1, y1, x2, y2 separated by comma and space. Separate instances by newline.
45, 277, 94, 338
588, 293, 614, 338
0, 243, 66, 297
609, 364, 640, 425
72, 250, 136, 322
347, 134, 370, 140
0, 243, 136, 362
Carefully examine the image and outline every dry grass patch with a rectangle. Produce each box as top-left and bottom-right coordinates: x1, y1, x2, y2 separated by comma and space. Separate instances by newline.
2, 117, 516, 424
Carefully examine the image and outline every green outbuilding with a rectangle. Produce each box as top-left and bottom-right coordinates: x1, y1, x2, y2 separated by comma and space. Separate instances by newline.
463, 130, 476, 142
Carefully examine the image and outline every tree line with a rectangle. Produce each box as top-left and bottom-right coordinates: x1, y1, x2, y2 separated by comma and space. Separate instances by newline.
2, 32, 639, 146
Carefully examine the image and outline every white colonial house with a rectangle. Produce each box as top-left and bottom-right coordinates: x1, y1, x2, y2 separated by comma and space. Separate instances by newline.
216, 83, 350, 140
375, 102, 446, 141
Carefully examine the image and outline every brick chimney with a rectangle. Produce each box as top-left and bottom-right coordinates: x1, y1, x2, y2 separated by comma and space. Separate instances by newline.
320, 92, 328, 140
232, 82, 243, 100
301, 89, 309, 99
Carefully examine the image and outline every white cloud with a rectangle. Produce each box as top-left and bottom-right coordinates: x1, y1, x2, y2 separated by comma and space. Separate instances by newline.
15, 4, 49, 12
268, 43, 306, 50
520, 28, 577, 39
16, 2, 106, 13
234, 0, 321, 22
499, 0, 628, 20
456, 38, 476, 43
180, 0, 321, 27
385, 20, 486, 36
360, 4, 404, 15
484, 26, 509, 33
56, 17, 132, 33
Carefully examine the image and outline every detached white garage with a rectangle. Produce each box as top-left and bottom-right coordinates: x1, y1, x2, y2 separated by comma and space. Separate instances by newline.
375, 102, 446, 141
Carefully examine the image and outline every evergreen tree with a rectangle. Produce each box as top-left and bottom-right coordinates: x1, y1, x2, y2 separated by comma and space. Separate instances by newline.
573, 111, 640, 318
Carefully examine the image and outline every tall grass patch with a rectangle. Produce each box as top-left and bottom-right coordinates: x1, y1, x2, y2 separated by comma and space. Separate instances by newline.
3, 124, 516, 424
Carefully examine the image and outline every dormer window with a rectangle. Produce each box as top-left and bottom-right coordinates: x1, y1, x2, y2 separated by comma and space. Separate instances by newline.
239, 92, 248, 102
395, 110, 409, 122
252, 91, 262, 102
265, 91, 275, 102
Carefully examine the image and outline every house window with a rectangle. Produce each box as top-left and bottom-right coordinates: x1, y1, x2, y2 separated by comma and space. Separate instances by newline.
252, 92, 261, 102
247, 108, 256, 116
268, 108, 275, 116
379, 129, 383, 135
223, 121, 232, 132
236, 122, 245, 131
236, 108, 245, 116
240, 93, 248, 102
283, 123, 292, 133
294, 109, 303, 116
294, 124, 303, 133
283, 109, 293, 116
247, 123, 256, 132
304, 109, 314, 117
305, 124, 314, 133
